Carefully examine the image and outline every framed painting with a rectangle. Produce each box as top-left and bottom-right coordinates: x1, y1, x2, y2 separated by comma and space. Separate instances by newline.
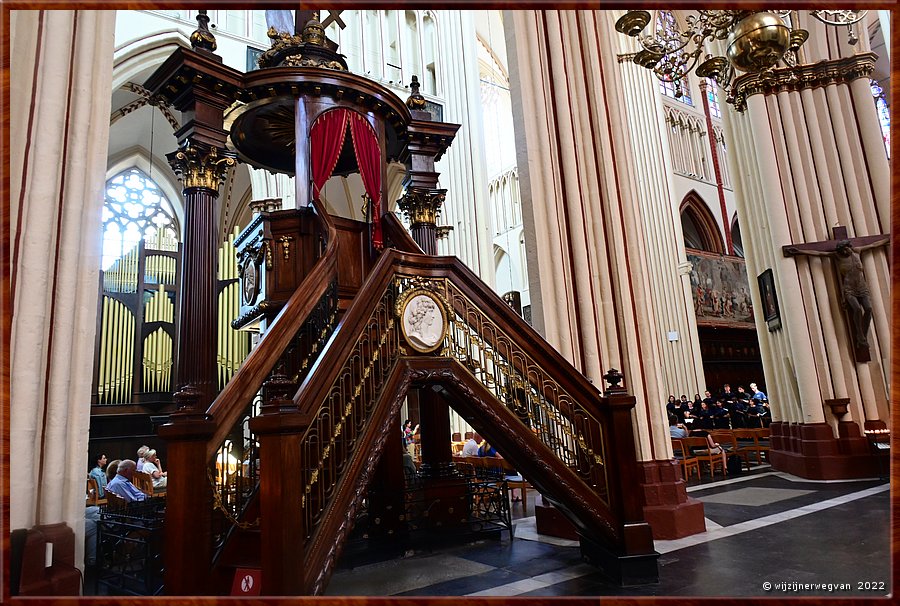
757, 268, 781, 331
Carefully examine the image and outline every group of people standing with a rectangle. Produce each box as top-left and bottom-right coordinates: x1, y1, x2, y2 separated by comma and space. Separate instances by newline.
666, 383, 770, 430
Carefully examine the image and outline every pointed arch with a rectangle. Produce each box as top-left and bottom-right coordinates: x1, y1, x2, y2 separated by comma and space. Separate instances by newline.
679, 192, 724, 254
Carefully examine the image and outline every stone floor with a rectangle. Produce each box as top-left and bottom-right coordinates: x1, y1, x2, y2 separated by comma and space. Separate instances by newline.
327, 467, 891, 597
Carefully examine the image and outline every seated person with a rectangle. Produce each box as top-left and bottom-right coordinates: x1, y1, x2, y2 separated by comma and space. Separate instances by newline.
88, 453, 108, 498
461, 433, 481, 457
136, 445, 150, 472
142, 449, 167, 490
105, 459, 120, 483
477, 440, 498, 458
669, 415, 689, 439
106, 459, 147, 503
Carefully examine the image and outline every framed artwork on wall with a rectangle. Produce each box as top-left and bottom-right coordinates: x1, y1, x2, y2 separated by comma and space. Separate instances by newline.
757, 268, 781, 332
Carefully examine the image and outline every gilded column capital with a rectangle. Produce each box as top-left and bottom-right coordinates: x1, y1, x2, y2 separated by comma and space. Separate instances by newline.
397, 187, 446, 227
167, 143, 236, 191
731, 52, 877, 112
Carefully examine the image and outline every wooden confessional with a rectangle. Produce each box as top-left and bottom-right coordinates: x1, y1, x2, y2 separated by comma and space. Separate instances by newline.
139, 12, 658, 595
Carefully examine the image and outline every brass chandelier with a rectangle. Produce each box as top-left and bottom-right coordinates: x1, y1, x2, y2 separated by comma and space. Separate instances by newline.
615, 10, 868, 105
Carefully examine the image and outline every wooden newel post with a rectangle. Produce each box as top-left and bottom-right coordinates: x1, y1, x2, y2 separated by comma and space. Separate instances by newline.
417, 387, 456, 477
599, 369, 655, 557
158, 418, 216, 595
248, 372, 311, 595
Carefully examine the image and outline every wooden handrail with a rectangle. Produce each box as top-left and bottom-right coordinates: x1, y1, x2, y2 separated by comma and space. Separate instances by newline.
381, 212, 423, 254
203, 199, 339, 460
284, 250, 640, 593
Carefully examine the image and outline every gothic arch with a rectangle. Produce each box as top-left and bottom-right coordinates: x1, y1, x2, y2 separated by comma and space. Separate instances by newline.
679, 192, 724, 253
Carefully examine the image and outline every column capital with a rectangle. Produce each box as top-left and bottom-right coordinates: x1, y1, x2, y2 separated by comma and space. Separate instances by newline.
397, 187, 446, 228
167, 142, 236, 191
731, 52, 877, 112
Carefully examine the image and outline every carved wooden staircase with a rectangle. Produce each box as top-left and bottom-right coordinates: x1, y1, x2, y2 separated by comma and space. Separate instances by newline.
162, 203, 658, 596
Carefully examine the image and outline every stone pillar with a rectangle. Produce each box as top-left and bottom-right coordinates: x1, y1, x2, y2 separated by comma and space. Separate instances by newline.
9, 10, 116, 570
434, 11, 495, 281
725, 48, 888, 478
397, 187, 446, 255
506, 10, 704, 538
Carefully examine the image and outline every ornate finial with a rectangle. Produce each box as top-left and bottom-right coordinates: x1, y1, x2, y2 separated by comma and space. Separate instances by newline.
190, 10, 217, 53
301, 15, 326, 46
406, 75, 427, 110
602, 368, 625, 392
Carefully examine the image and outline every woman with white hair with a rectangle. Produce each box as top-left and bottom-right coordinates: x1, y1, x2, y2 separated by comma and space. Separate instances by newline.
136, 445, 150, 472
143, 449, 168, 490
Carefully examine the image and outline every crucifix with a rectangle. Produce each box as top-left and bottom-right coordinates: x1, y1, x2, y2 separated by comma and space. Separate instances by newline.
783, 225, 889, 362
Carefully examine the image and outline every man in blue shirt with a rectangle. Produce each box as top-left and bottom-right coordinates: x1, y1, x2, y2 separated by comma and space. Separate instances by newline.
106, 459, 147, 503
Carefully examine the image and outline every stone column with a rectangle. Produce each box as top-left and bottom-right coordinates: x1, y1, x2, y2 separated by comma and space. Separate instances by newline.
434, 11, 495, 282
506, 10, 704, 538
725, 49, 887, 478
9, 10, 116, 570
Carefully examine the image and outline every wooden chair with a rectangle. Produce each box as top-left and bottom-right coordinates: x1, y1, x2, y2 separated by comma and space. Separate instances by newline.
754, 427, 771, 462
103, 490, 127, 511
709, 430, 751, 472
671, 438, 700, 482
732, 428, 762, 465
496, 458, 529, 514
682, 436, 726, 479
132, 471, 155, 496
86, 477, 106, 506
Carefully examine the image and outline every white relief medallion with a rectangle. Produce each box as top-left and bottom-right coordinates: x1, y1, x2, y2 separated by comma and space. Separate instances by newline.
400, 292, 447, 353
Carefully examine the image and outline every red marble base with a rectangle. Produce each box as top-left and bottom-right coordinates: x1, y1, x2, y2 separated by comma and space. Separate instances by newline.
639, 460, 705, 540
769, 421, 881, 479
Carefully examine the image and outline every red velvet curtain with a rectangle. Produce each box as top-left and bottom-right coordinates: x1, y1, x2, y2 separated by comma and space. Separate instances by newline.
349, 112, 383, 249
310, 108, 349, 196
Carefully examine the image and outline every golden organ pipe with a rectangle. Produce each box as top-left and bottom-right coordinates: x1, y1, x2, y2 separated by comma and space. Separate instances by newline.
114, 299, 122, 402
100, 297, 110, 403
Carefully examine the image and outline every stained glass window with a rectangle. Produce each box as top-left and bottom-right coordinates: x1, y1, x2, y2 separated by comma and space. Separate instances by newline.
656, 11, 692, 105
871, 79, 890, 158
706, 78, 721, 118
101, 168, 179, 270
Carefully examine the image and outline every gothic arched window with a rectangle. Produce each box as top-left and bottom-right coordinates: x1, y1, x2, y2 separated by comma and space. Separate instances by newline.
655, 11, 692, 105
871, 79, 890, 158
101, 168, 179, 270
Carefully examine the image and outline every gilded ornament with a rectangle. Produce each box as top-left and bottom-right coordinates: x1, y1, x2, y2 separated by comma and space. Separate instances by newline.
279, 235, 293, 262
168, 144, 236, 191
